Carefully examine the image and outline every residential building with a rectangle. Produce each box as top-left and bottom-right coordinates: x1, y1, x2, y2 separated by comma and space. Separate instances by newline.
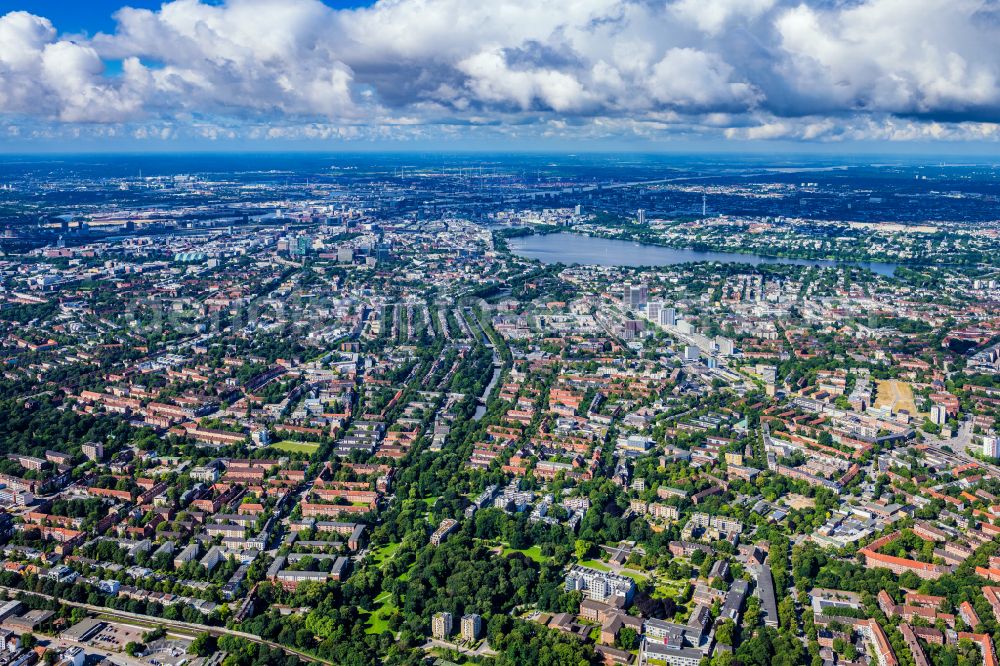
432, 612, 453, 640
460, 613, 481, 641
565, 565, 635, 605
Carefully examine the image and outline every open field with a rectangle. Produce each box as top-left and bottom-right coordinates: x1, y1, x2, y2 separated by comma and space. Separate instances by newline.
784, 493, 815, 510
271, 440, 321, 454
874, 379, 919, 416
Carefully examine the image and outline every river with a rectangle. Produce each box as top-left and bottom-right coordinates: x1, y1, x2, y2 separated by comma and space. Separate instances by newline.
473, 365, 501, 421
507, 232, 898, 277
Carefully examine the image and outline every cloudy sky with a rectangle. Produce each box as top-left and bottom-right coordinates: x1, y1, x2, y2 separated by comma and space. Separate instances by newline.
1, 0, 1000, 150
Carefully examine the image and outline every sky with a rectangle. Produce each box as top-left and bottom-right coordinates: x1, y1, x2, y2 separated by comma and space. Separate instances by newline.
1, 0, 1000, 151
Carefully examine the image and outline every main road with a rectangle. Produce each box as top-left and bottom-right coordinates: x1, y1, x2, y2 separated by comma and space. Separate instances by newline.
0, 585, 333, 666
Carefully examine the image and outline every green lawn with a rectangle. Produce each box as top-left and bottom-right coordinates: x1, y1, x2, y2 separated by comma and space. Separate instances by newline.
365, 594, 399, 634
579, 559, 611, 572
371, 542, 401, 565
501, 545, 547, 563
271, 440, 321, 454
654, 580, 687, 599
402, 497, 439, 514
618, 568, 649, 583
397, 563, 416, 582
365, 605, 397, 634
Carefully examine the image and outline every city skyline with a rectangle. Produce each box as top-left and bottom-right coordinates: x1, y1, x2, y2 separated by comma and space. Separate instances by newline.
1, 0, 1000, 151
0, 133, 997, 665
2, 5, 1000, 666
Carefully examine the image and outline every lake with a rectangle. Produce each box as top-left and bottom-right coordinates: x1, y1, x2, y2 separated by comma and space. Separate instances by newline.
507, 232, 898, 277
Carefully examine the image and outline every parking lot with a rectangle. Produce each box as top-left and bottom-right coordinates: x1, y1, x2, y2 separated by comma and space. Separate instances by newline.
87, 622, 146, 653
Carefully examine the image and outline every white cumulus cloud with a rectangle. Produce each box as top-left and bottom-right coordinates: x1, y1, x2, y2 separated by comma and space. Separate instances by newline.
0, 0, 998, 142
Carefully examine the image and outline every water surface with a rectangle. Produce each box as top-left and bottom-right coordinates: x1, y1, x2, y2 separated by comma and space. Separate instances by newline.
508, 232, 898, 277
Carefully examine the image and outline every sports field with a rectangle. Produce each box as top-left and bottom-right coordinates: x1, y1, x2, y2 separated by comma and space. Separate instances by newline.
271, 440, 321, 454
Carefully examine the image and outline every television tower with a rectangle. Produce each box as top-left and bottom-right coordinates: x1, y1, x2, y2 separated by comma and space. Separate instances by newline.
702, 193, 707, 216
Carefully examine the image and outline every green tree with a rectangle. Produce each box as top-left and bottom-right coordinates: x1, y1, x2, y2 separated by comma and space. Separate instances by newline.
617, 627, 638, 650
715, 619, 735, 645
188, 632, 216, 657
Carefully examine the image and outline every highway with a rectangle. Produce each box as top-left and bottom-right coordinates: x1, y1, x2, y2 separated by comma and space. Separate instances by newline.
0, 585, 334, 666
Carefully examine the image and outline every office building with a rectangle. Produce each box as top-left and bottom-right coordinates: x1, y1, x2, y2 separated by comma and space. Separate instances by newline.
624, 283, 648, 308
647, 301, 662, 323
